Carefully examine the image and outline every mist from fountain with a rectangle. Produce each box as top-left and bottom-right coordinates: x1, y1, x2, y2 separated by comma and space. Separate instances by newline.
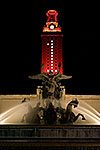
0, 98, 100, 125
0, 99, 39, 124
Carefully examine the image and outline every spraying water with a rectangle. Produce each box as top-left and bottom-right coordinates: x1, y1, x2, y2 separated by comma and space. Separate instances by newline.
0, 98, 100, 125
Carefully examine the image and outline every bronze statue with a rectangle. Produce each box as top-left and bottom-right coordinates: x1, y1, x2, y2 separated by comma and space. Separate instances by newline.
58, 99, 86, 124
36, 99, 86, 124
28, 63, 86, 125
29, 62, 72, 100
43, 102, 57, 124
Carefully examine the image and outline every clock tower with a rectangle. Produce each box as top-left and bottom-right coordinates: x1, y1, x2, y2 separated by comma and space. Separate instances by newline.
41, 10, 63, 75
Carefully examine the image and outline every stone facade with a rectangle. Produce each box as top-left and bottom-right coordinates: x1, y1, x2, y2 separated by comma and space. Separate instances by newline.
0, 125, 100, 149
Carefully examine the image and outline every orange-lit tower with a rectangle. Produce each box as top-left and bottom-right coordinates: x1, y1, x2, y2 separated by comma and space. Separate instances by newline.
41, 10, 63, 75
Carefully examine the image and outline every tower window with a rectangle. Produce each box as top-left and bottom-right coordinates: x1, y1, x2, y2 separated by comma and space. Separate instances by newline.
51, 64, 53, 66
47, 70, 49, 72
51, 40, 53, 42
51, 46, 53, 48
47, 43, 49, 45
51, 58, 53, 60
51, 49, 53, 51
51, 52, 53, 54
51, 55, 53, 57
51, 61, 53, 63
51, 43, 53, 45
55, 70, 57, 72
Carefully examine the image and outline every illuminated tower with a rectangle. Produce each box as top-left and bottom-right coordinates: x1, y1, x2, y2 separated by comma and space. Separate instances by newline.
41, 10, 63, 75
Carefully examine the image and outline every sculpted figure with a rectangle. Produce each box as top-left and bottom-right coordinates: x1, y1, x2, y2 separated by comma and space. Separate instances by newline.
29, 62, 72, 100
43, 102, 57, 124
59, 99, 86, 124
28, 63, 86, 125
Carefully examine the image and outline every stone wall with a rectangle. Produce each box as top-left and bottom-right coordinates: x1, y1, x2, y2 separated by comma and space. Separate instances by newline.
0, 125, 100, 149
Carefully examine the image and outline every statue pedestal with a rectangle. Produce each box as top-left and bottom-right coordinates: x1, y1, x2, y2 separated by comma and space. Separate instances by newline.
36, 86, 66, 101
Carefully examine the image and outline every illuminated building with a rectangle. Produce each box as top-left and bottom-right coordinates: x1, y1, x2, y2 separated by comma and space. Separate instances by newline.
0, 9, 99, 150
41, 10, 63, 75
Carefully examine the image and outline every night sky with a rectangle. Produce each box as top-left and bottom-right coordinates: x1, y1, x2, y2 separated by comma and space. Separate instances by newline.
0, 5, 99, 95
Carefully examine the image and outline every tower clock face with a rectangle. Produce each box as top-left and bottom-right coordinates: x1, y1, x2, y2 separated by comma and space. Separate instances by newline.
49, 24, 55, 30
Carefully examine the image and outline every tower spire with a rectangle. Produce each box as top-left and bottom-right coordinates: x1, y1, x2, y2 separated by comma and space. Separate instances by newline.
46, 10, 58, 22
43, 10, 61, 32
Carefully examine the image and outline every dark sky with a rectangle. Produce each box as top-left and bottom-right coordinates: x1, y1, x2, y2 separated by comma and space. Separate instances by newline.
0, 5, 99, 94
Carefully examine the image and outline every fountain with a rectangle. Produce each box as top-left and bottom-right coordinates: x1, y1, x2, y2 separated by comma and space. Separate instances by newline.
0, 97, 100, 125
0, 63, 100, 125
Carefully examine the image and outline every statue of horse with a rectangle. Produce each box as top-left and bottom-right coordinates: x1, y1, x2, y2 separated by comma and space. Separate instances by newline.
59, 99, 86, 124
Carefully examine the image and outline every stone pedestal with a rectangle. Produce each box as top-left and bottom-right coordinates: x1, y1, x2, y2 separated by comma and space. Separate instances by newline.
37, 86, 65, 100
0, 125, 100, 150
